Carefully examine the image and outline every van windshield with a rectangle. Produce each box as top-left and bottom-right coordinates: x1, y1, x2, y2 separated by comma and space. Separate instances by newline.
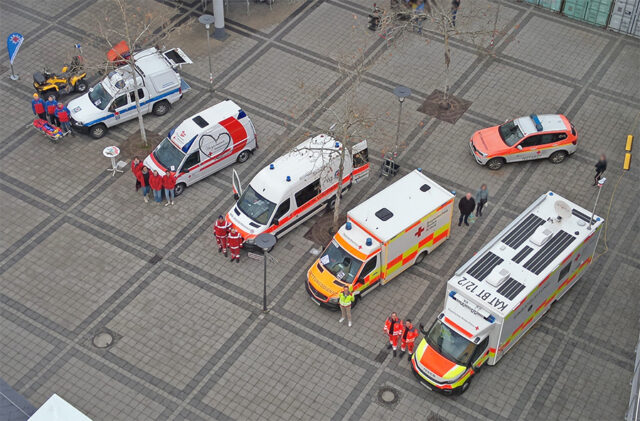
237, 186, 276, 226
498, 120, 525, 147
426, 319, 477, 367
88, 83, 113, 110
153, 137, 185, 171
319, 241, 362, 285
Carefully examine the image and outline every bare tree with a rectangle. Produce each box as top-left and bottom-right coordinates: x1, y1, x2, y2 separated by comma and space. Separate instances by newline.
94, 0, 190, 144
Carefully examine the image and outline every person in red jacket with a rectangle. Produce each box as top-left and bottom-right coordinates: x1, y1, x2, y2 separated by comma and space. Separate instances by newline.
214, 215, 231, 255
149, 170, 164, 203
135, 166, 151, 202
55, 102, 72, 134
228, 227, 243, 263
163, 169, 177, 206
400, 319, 419, 360
131, 156, 143, 192
45, 95, 58, 126
384, 312, 404, 357
32, 93, 46, 119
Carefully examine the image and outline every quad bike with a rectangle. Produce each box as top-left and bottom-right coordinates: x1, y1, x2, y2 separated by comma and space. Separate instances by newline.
33, 45, 88, 99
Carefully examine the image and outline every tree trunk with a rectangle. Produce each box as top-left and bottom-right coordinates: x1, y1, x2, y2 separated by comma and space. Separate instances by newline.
130, 57, 148, 145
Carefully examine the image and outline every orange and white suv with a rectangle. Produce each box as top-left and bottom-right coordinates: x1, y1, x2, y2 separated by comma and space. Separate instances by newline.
469, 114, 577, 170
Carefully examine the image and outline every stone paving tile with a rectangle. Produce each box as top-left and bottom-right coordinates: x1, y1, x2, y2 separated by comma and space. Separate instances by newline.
451, 0, 522, 48
226, 47, 340, 119
282, 3, 376, 64
29, 355, 166, 420
106, 271, 252, 390
368, 35, 477, 97
0, 3, 44, 38
463, 60, 574, 119
501, 15, 610, 80
200, 321, 366, 420
1, 222, 146, 332
0, 317, 55, 385
597, 43, 640, 100
1, 89, 36, 135
0, 189, 50, 256
585, 262, 639, 351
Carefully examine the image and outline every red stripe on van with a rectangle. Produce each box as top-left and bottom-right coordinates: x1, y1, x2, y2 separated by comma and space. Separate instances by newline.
219, 117, 247, 145
444, 316, 473, 338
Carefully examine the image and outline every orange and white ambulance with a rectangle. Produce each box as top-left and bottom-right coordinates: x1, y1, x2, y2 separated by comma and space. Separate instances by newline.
306, 169, 454, 307
227, 134, 369, 247
412, 191, 603, 394
144, 100, 256, 196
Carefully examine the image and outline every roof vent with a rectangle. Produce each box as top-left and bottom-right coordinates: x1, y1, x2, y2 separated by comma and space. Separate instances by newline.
269, 164, 275, 170
530, 226, 553, 246
375, 208, 393, 221
420, 184, 430, 192
192, 115, 208, 128
486, 268, 510, 287
346, 222, 352, 230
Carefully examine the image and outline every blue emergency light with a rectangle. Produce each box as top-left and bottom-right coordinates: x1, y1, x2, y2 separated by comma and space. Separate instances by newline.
269, 164, 274, 170
366, 238, 372, 246
530, 114, 543, 131
237, 109, 247, 119
346, 222, 352, 230
335, 142, 340, 148
286, 176, 291, 182
449, 290, 456, 298
486, 315, 495, 323
417, 168, 422, 172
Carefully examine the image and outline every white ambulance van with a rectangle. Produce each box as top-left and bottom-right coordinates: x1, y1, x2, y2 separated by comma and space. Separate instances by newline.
227, 134, 369, 246
143, 100, 257, 196
69, 47, 191, 139
306, 169, 454, 307
412, 191, 603, 394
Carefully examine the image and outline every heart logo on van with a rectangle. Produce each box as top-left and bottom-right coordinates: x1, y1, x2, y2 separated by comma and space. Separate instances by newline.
199, 132, 231, 158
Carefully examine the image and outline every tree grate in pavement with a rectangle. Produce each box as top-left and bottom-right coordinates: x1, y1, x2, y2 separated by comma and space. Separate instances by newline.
417, 90, 472, 124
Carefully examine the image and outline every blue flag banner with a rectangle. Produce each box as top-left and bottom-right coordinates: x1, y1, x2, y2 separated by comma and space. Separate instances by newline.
7, 33, 24, 65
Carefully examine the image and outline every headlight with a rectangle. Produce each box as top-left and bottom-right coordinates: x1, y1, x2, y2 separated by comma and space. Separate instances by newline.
328, 296, 339, 304
478, 150, 487, 157
73, 120, 83, 126
244, 237, 255, 245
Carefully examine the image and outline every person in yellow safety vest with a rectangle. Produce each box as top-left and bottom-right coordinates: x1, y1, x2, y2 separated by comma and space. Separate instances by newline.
338, 285, 354, 327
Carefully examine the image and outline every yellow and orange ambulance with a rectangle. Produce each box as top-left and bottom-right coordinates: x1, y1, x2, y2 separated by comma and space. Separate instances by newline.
306, 169, 454, 307
412, 191, 603, 394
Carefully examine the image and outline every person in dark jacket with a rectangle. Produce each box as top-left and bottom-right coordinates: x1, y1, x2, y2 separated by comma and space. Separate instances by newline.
475, 184, 489, 217
31, 93, 46, 119
45, 95, 59, 126
594, 154, 607, 186
458, 192, 475, 226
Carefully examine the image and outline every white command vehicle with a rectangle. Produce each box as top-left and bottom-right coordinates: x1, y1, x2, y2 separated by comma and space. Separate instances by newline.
412, 191, 603, 395
306, 169, 454, 307
69, 47, 192, 139
227, 134, 370, 247
143, 100, 257, 196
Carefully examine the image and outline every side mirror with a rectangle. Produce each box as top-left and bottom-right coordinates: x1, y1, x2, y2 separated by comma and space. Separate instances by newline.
181, 168, 189, 173
272, 218, 280, 226
233, 193, 239, 201
516, 145, 523, 150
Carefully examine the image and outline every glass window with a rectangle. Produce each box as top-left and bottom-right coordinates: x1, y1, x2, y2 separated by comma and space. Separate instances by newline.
426, 319, 477, 366
271, 199, 290, 225
183, 153, 200, 169
353, 148, 369, 167
237, 186, 277, 226
558, 262, 572, 282
295, 179, 321, 207
520, 135, 542, 148
358, 258, 377, 283
153, 137, 185, 171
319, 241, 363, 285
88, 83, 113, 110
113, 94, 128, 109
470, 337, 489, 366
539, 133, 557, 144
498, 120, 525, 146
129, 88, 145, 102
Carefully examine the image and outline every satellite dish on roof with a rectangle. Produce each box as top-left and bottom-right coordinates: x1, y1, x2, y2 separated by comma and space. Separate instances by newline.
554, 200, 571, 220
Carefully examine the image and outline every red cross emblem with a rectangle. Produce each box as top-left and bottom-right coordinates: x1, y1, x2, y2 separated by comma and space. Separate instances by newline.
415, 227, 424, 237
180, 131, 186, 137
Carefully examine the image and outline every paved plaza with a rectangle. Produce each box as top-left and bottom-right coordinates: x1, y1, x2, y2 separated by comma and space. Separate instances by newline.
1, 0, 639, 419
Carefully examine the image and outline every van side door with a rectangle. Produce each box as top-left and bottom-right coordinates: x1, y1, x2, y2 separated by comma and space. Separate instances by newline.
269, 198, 291, 236
199, 130, 232, 173
293, 179, 322, 223
108, 93, 133, 125
351, 140, 370, 183
354, 256, 380, 294
513, 134, 543, 162
180, 150, 202, 185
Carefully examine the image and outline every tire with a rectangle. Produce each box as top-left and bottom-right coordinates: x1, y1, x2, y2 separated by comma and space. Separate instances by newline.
350, 294, 361, 309
416, 250, 428, 264
458, 378, 471, 395
152, 100, 170, 116
236, 150, 250, 163
89, 123, 107, 139
174, 183, 186, 197
326, 197, 336, 211
486, 157, 505, 170
75, 79, 88, 93
549, 150, 568, 164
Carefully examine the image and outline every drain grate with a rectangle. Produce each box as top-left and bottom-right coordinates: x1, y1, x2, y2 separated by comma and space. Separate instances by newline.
377, 386, 400, 408
149, 254, 163, 264
92, 332, 114, 348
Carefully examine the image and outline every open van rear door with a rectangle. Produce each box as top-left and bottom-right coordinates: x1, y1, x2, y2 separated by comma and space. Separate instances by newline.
351, 140, 370, 183
163, 48, 193, 66
232, 169, 243, 200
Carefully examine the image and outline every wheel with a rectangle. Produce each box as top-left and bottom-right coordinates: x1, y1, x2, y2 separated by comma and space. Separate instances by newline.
236, 150, 250, 163
75, 79, 88, 93
350, 294, 361, 309
326, 197, 336, 211
89, 123, 107, 139
549, 150, 568, 164
416, 250, 428, 264
174, 183, 186, 196
486, 157, 505, 170
458, 378, 471, 395
152, 100, 170, 116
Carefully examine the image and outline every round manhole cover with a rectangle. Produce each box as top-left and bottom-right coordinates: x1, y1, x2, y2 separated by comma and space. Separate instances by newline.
92, 332, 114, 348
377, 386, 399, 406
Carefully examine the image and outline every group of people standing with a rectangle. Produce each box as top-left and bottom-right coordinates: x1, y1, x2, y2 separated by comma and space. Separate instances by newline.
31, 93, 72, 134
213, 215, 242, 262
458, 184, 489, 226
385, 312, 420, 360
131, 157, 177, 206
